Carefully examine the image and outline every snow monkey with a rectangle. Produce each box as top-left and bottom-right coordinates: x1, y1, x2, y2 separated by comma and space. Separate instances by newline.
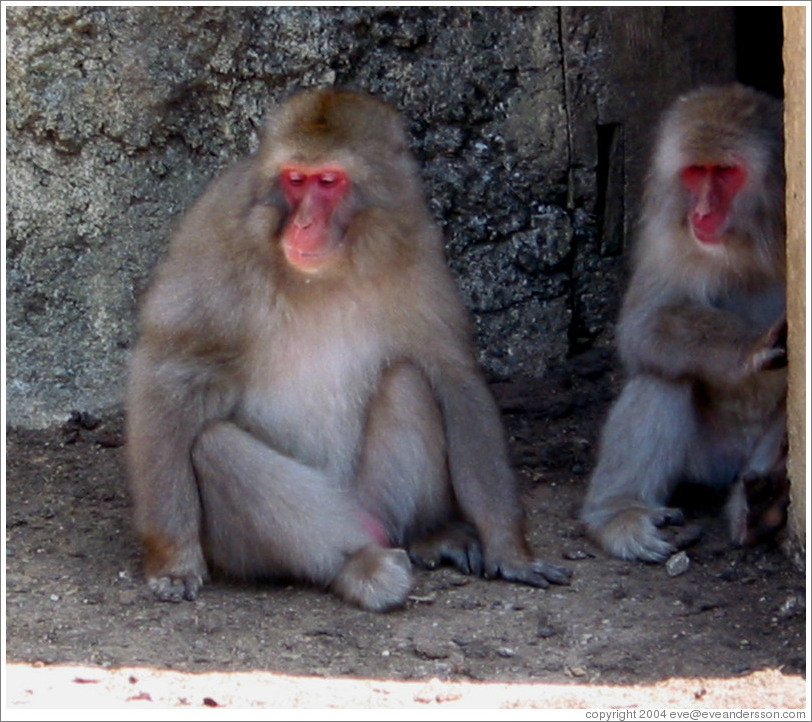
127, 88, 572, 610
581, 84, 787, 562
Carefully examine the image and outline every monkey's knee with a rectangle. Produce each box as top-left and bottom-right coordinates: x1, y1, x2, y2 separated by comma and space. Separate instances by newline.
331, 544, 413, 612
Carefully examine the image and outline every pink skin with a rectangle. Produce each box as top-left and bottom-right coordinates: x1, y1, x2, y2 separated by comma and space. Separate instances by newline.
681, 163, 747, 244
280, 165, 349, 271
358, 511, 390, 547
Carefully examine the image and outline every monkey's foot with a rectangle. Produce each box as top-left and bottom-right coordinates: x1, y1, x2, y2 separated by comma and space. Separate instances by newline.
148, 572, 204, 603
592, 506, 683, 563
408, 522, 484, 576
729, 469, 791, 547
332, 545, 413, 613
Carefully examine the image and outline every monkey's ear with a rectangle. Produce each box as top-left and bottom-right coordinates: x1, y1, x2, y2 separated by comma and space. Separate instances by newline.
250, 168, 284, 209
384, 113, 411, 157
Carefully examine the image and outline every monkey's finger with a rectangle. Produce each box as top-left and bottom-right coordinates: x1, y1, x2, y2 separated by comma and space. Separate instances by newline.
632, 537, 675, 563
439, 526, 483, 576
623, 519, 676, 562
651, 507, 684, 528
668, 520, 705, 550
407, 544, 438, 570
444, 546, 482, 576
182, 576, 202, 601
495, 560, 573, 588
447, 536, 484, 577
466, 543, 485, 577
531, 560, 573, 586
408, 522, 483, 575
149, 577, 186, 603
765, 317, 788, 348
756, 346, 787, 371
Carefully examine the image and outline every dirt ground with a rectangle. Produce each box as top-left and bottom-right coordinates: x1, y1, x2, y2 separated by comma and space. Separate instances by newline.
4, 352, 808, 712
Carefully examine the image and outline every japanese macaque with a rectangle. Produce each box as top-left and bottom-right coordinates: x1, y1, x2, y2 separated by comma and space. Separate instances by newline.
581, 83, 788, 562
127, 88, 571, 611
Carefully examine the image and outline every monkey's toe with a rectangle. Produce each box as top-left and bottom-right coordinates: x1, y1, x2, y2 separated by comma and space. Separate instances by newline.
148, 573, 203, 603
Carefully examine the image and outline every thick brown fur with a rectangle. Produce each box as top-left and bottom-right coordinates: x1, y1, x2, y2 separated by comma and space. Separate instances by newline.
127, 88, 571, 610
580, 84, 787, 562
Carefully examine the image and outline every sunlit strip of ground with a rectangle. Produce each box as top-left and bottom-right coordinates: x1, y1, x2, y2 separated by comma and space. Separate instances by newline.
3, 662, 807, 716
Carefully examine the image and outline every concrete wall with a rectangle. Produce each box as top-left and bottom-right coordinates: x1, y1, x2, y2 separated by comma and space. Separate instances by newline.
5, 6, 740, 426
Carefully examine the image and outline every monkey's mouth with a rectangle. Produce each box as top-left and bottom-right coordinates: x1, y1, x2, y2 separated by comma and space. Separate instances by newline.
282, 239, 346, 274
691, 212, 728, 245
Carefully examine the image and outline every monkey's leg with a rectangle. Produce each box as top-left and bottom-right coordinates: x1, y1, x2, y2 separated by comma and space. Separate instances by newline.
581, 376, 697, 562
355, 363, 484, 575
191, 421, 412, 611
726, 403, 789, 546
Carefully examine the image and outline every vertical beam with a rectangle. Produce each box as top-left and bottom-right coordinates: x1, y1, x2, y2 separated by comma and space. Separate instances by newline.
782, 5, 807, 566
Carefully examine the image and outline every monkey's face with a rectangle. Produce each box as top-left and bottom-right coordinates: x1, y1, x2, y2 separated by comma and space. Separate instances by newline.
257, 89, 429, 280
680, 161, 748, 245
656, 84, 785, 275
277, 164, 353, 274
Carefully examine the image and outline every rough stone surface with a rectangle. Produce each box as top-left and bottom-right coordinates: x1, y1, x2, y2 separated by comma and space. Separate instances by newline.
6, 6, 737, 426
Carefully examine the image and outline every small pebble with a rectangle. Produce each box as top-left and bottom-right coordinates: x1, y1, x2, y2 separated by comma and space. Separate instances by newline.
666, 551, 690, 577
562, 549, 594, 561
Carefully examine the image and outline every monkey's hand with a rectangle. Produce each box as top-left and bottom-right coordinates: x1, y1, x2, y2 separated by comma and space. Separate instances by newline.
411, 525, 572, 588
408, 522, 484, 576
484, 552, 573, 589
747, 317, 787, 374
149, 571, 207, 603
146, 546, 209, 603
592, 506, 684, 563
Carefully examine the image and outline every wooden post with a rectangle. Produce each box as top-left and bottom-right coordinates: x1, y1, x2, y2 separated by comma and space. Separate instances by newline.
782, 5, 807, 567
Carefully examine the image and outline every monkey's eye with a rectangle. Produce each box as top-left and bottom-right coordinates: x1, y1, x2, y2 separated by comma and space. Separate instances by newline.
681, 165, 706, 190
714, 164, 747, 193
283, 170, 306, 187
318, 172, 339, 188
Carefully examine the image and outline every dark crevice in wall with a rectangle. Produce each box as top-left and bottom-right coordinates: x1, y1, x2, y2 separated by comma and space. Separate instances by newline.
734, 7, 784, 99
596, 122, 625, 258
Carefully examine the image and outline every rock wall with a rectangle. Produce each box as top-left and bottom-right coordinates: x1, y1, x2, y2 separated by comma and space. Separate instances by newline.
6, 6, 738, 426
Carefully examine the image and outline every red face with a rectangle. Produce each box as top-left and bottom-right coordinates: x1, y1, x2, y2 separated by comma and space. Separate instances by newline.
279, 165, 350, 273
680, 163, 747, 244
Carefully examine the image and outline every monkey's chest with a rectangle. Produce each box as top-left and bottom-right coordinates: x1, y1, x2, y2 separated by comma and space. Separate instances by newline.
237, 325, 387, 476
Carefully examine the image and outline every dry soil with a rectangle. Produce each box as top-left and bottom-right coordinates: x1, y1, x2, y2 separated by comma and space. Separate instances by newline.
4, 352, 807, 711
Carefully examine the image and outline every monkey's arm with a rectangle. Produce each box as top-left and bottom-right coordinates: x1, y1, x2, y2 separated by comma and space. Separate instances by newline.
127, 242, 245, 602
431, 362, 572, 588
127, 344, 241, 602
618, 292, 784, 387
